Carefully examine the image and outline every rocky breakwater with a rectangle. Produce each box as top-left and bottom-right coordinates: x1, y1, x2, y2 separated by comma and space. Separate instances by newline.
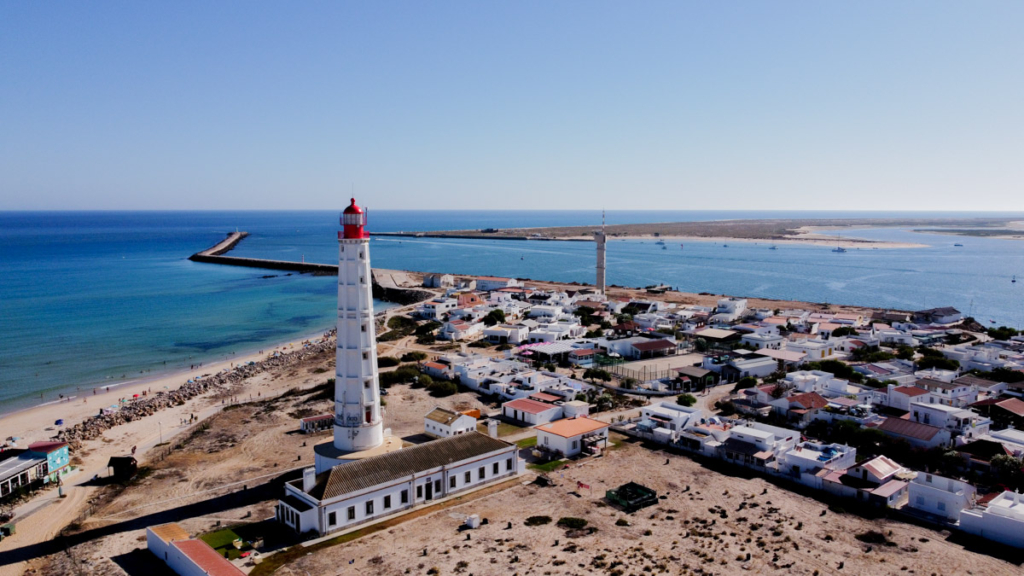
57, 330, 337, 453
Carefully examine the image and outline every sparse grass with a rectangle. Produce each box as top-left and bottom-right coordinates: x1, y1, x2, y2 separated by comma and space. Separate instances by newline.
477, 420, 524, 437
528, 459, 566, 473
515, 436, 537, 448
200, 527, 245, 559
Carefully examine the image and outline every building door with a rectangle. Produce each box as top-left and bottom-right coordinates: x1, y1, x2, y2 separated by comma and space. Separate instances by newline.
425, 482, 434, 501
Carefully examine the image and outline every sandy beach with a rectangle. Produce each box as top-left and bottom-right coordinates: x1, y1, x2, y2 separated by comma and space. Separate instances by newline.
0, 334, 324, 448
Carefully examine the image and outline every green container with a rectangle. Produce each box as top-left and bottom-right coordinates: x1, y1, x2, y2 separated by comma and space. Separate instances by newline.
1, 523, 16, 537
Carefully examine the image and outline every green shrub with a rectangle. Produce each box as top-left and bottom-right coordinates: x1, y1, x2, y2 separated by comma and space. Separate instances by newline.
677, 393, 697, 407
524, 516, 552, 526
377, 357, 400, 368
557, 517, 588, 530
400, 351, 427, 362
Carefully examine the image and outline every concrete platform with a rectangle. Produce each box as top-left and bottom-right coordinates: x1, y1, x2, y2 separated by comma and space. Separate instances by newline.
313, 435, 403, 473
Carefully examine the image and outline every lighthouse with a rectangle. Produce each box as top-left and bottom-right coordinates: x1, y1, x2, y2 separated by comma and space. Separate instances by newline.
314, 198, 402, 473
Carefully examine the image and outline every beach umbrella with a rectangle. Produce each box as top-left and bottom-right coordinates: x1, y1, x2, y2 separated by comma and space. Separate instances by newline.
133, 394, 139, 398
55, 419, 64, 426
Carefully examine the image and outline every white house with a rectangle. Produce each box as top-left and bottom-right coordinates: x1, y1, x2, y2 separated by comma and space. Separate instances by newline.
959, 491, 1024, 548
528, 305, 567, 321
147, 523, 245, 576
711, 298, 747, 323
483, 324, 530, 345
527, 321, 586, 343
907, 472, 976, 522
416, 298, 458, 320
639, 403, 704, 434
721, 423, 798, 467
916, 378, 977, 408
424, 407, 478, 439
278, 433, 521, 537
501, 398, 562, 425
422, 273, 454, 288
741, 332, 786, 350
787, 338, 836, 361
779, 441, 857, 488
476, 276, 521, 292
535, 417, 609, 458
440, 320, 484, 341
909, 402, 991, 441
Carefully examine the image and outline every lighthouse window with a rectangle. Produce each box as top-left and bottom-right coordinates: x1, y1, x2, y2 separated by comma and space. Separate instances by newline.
362, 352, 369, 360
361, 324, 367, 332
359, 251, 365, 259
365, 409, 372, 423
360, 276, 365, 284
364, 379, 371, 389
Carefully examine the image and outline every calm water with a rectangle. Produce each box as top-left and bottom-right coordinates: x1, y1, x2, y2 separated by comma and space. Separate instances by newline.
1, 210, 1023, 414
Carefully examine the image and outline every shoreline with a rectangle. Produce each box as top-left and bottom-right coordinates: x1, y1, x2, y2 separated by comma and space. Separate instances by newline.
0, 329, 333, 446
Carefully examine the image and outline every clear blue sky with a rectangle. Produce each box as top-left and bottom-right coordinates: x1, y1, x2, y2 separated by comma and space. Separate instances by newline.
1, 2, 1021, 211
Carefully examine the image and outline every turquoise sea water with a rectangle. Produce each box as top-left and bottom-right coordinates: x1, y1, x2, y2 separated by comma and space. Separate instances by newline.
1, 210, 1023, 414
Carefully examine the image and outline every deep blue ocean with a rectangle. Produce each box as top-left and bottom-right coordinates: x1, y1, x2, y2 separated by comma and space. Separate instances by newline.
2, 209, 1023, 414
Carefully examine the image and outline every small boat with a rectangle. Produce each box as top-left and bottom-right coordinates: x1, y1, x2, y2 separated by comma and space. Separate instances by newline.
954, 243, 963, 247
723, 244, 728, 248
661, 245, 667, 250
680, 244, 684, 249
769, 245, 777, 250
832, 247, 847, 253
655, 240, 666, 246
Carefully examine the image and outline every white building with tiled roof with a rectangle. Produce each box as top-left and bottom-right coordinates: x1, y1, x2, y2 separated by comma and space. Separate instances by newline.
424, 407, 477, 438
279, 432, 521, 537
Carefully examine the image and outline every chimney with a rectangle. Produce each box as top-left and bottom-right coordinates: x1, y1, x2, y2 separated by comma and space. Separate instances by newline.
302, 467, 316, 493
487, 419, 499, 439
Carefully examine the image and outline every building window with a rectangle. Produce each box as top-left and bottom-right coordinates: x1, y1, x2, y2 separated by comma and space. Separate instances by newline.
347, 506, 355, 520
417, 485, 423, 499
364, 379, 371, 389
363, 352, 369, 360
384, 495, 392, 509
493, 462, 499, 475
465, 471, 471, 483
328, 511, 337, 526
434, 479, 441, 493
366, 500, 374, 515
450, 476, 457, 489
478, 467, 485, 480
506, 458, 513, 471
401, 490, 409, 504
572, 440, 579, 450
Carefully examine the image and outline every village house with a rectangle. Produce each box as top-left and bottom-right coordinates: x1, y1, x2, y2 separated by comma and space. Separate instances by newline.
439, 319, 484, 341
483, 324, 530, 345
720, 423, 798, 469
907, 472, 976, 522
913, 307, 963, 325
501, 398, 562, 425
909, 402, 991, 441
778, 441, 857, 488
916, 377, 977, 407
300, 414, 334, 434
786, 338, 836, 361
0, 441, 71, 499
422, 273, 454, 288
527, 320, 586, 343
415, 298, 458, 320
535, 417, 610, 458
959, 490, 1024, 548
970, 397, 1024, 429
672, 365, 717, 391
278, 433, 521, 537
638, 403, 704, 441
147, 523, 245, 576
719, 356, 777, 383
475, 276, 522, 292
770, 392, 829, 426
876, 417, 952, 449
741, 331, 786, 350
424, 407, 478, 438
883, 384, 930, 411
711, 297, 748, 323
823, 455, 909, 508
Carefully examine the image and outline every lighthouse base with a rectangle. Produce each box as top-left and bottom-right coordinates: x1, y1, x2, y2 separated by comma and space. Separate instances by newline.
313, 435, 403, 474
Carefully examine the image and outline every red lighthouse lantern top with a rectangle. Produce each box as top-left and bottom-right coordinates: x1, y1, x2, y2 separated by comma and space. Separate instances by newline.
340, 198, 368, 239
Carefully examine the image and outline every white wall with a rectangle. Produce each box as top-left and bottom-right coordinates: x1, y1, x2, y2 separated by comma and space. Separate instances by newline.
537, 428, 608, 457
310, 447, 519, 536
502, 404, 561, 425
907, 473, 975, 522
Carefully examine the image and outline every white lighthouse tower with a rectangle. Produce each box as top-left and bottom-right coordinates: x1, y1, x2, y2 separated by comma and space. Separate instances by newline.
314, 198, 402, 473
